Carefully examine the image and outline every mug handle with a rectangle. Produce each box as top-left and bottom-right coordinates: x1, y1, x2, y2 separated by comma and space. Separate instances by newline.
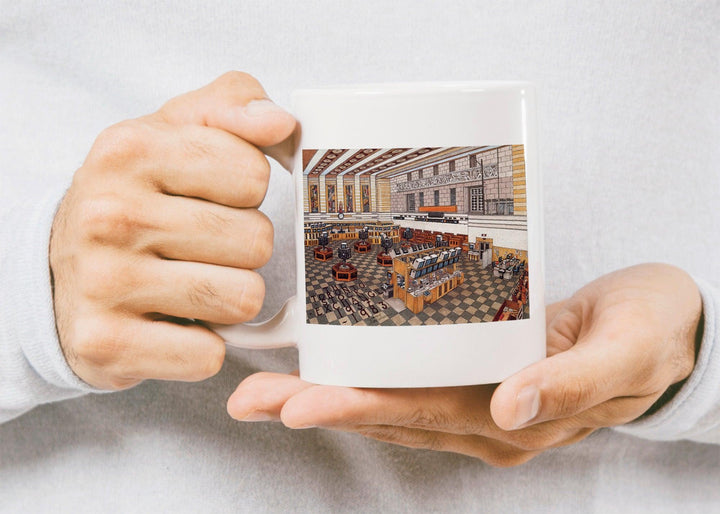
208, 296, 299, 349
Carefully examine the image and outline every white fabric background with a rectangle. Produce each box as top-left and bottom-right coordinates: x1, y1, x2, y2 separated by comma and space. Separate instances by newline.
1, 1, 718, 512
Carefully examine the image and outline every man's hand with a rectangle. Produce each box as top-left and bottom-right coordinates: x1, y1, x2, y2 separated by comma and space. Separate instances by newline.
50, 72, 296, 389
227, 263, 702, 466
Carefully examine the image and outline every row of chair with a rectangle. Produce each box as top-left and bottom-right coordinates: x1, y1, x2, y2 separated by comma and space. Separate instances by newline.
406, 229, 469, 247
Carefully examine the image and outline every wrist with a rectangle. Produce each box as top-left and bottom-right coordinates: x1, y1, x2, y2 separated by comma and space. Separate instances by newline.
641, 291, 704, 419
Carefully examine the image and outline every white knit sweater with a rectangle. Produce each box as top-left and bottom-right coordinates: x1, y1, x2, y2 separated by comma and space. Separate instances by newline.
1, 1, 718, 512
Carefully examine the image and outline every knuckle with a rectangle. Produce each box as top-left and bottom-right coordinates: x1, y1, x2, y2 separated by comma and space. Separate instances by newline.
70, 317, 125, 370
183, 135, 215, 162
552, 428, 595, 448
505, 426, 560, 452
188, 278, 223, 311
74, 249, 145, 304
240, 153, 271, 206
77, 194, 142, 244
90, 120, 150, 168
405, 406, 450, 430
194, 209, 233, 237
623, 343, 666, 394
196, 341, 226, 380
215, 70, 263, 93
358, 426, 442, 452
411, 430, 442, 452
246, 212, 274, 267
554, 377, 599, 417
484, 448, 537, 468
587, 398, 651, 427
192, 272, 264, 323
231, 272, 265, 321
356, 426, 400, 443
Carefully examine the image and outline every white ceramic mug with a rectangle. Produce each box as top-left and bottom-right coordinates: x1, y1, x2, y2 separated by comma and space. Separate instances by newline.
213, 82, 545, 387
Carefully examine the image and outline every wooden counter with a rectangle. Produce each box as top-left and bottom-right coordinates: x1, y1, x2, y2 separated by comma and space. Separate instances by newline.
392, 247, 464, 314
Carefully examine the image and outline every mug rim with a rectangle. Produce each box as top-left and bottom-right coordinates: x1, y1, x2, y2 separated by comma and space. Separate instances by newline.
292, 80, 533, 98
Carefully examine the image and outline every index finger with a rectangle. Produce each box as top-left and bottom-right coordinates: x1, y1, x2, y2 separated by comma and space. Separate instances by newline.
233, 373, 503, 437
155, 71, 297, 150
281, 384, 497, 433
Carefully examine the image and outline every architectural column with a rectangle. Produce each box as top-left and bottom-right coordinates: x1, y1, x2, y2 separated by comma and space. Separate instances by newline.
512, 144, 526, 215
319, 174, 327, 213
336, 174, 344, 212
376, 178, 391, 212
370, 174, 378, 212
354, 175, 362, 213
302, 175, 309, 212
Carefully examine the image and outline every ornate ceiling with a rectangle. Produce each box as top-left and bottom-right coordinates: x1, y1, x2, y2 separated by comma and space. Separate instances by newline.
303, 146, 492, 179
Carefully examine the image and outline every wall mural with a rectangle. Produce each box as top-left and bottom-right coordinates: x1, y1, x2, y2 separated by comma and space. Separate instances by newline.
326, 184, 336, 213
309, 184, 319, 213
344, 184, 354, 212
361, 184, 370, 212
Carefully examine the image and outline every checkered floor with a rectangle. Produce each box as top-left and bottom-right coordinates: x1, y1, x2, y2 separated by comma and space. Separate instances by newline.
305, 239, 529, 326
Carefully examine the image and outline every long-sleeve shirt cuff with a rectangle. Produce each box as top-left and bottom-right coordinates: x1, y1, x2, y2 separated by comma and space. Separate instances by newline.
0, 180, 99, 423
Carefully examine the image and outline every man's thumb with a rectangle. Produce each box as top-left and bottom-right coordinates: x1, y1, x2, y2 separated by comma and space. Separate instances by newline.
490, 337, 633, 430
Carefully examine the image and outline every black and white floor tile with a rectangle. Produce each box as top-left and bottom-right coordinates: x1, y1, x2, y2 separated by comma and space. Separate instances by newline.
305, 239, 528, 327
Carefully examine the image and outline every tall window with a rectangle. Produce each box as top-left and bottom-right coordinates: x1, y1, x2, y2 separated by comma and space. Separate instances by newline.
433, 165, 439, 176
418, 169, 424, 179
470, 187, 484, 213
406, 173, 412, 182
418, 191, 424, 207
485, 199, 514, 215
406, 193, 415, 212
450, 188, 456, 206
434, 190, 440, 206
449, 160, 455, 172
470, 154, 477, 167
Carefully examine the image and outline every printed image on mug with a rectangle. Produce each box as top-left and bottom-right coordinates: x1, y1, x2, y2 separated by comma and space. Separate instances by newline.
302, 145, 529, 327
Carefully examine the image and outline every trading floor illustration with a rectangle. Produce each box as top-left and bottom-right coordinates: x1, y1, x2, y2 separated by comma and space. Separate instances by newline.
302, 145, 530, 327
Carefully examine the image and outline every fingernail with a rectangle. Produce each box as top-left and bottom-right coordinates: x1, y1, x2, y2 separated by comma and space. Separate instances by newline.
243, 99, 286, 117
512, 385, 541, 429
241, 410, 275, 422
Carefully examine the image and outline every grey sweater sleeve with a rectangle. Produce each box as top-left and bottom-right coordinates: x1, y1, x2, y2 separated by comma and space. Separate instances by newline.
0, 181, 96, 423
614, 278, 720, 444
